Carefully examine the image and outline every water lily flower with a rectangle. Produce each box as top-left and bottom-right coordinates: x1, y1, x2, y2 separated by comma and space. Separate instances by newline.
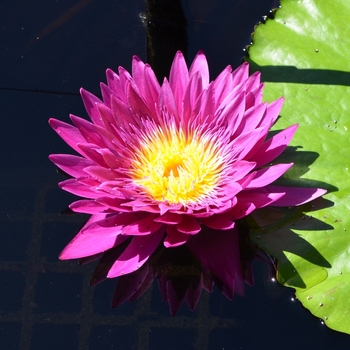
49, 51, 326, 305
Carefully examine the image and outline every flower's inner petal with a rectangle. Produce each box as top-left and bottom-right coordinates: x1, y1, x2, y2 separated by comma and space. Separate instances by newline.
129, 123, 226, 206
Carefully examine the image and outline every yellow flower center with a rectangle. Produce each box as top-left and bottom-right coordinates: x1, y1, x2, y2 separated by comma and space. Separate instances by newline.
130, 124, 225, 205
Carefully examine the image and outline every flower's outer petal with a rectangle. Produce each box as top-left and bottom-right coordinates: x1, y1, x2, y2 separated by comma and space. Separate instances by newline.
232, 103, 267, 137
132, 56, 160, 117
70, 115, 104, 147
158, 78, 178, 120
194, 83, 215, 125
177, 216, 201, 235
110, 94, 138, 131
236, 188, 285, 209
106, 68, 125, 101
107, 227, 164, 277
77, 213, 147, 238
183, 71, 203, 122
83, 165, 117, 182
228, 201, 256, 220
216, 91, 246, 134
250, 124, 298, 168
121, 214, 164, 236
76, 143, 109, 167
266, 185, 327, 207
164, 225, 190, 247
169, 51, 189, 117
131, 55, 146, 92
49, 118, 87, 156
259, 97, 284, 128
126, 80, 154, 119
244, 71, 261, 94
186, 226, 244, 298
230, 160, 257, 182
144, 64, 161, 116
213, 65, 233, 108
189, 50, 209, 88
59, 224, 128, 260
69, 199, 108, 214
201, 215, 235, 230
245, 85, 264, 110
231, 61, 249, 87
154, 212, 182, 224
231, 128, 265, 160
89, 240, 131, 285
49, 154, 93, 178
59, 233, 121, 260
245, 163, 293, 189
80, 88, 104, 126
59, 178, 100, 199
100, 82, 114, 108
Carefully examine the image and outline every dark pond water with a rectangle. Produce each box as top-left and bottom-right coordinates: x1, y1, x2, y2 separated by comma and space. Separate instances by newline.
1, 0, 350, 349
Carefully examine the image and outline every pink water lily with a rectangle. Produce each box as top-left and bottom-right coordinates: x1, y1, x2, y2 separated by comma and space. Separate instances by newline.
49, 51, 326, 304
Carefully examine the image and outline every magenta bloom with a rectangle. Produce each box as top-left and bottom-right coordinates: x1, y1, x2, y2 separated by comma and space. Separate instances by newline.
49, 51, 325, 303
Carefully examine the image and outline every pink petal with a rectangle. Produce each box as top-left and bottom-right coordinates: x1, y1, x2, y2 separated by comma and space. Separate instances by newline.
154, 212, 182, 224
250, 124, 298, 168
106, 68, 125, 101
266, 185, 327, 206
232, 103, 267, 137
49, 118, 87, 156
169, 51, 189, 116
59, 215, 128, 259
49, 154, 93, 178
121, 215, 164, 236
69, 199, 108, 214
82, 212, 147, 236
245, 163, 293, 189
107, 228, 164, 277
201, 215, 235, 230
80, 88, 104, 126
236, 188, 285, 209
216, 91, 246, 134
131, 55, 146, 92
177, 216, 201, 234
182, 71, 203, 121
76, 143, 108, 167
164, 225, 190, 247
110, 94, 138, 131
259, 97, 284, 128
231, 62, 249, 87
213, 65, 233, 108
84, 165, 117, 182
126, 80, 154, 118
59, 178, 100, 199
227, 201, 256, 220
158, 78, 178, 121
70, 115, 104, 147
189, 50, 209, 88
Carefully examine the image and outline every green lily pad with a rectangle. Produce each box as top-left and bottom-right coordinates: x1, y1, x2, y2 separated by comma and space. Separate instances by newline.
247, 0, 350, 334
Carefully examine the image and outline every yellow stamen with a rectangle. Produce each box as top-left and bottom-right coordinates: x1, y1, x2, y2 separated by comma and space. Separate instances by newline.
130, 124, 225, 205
